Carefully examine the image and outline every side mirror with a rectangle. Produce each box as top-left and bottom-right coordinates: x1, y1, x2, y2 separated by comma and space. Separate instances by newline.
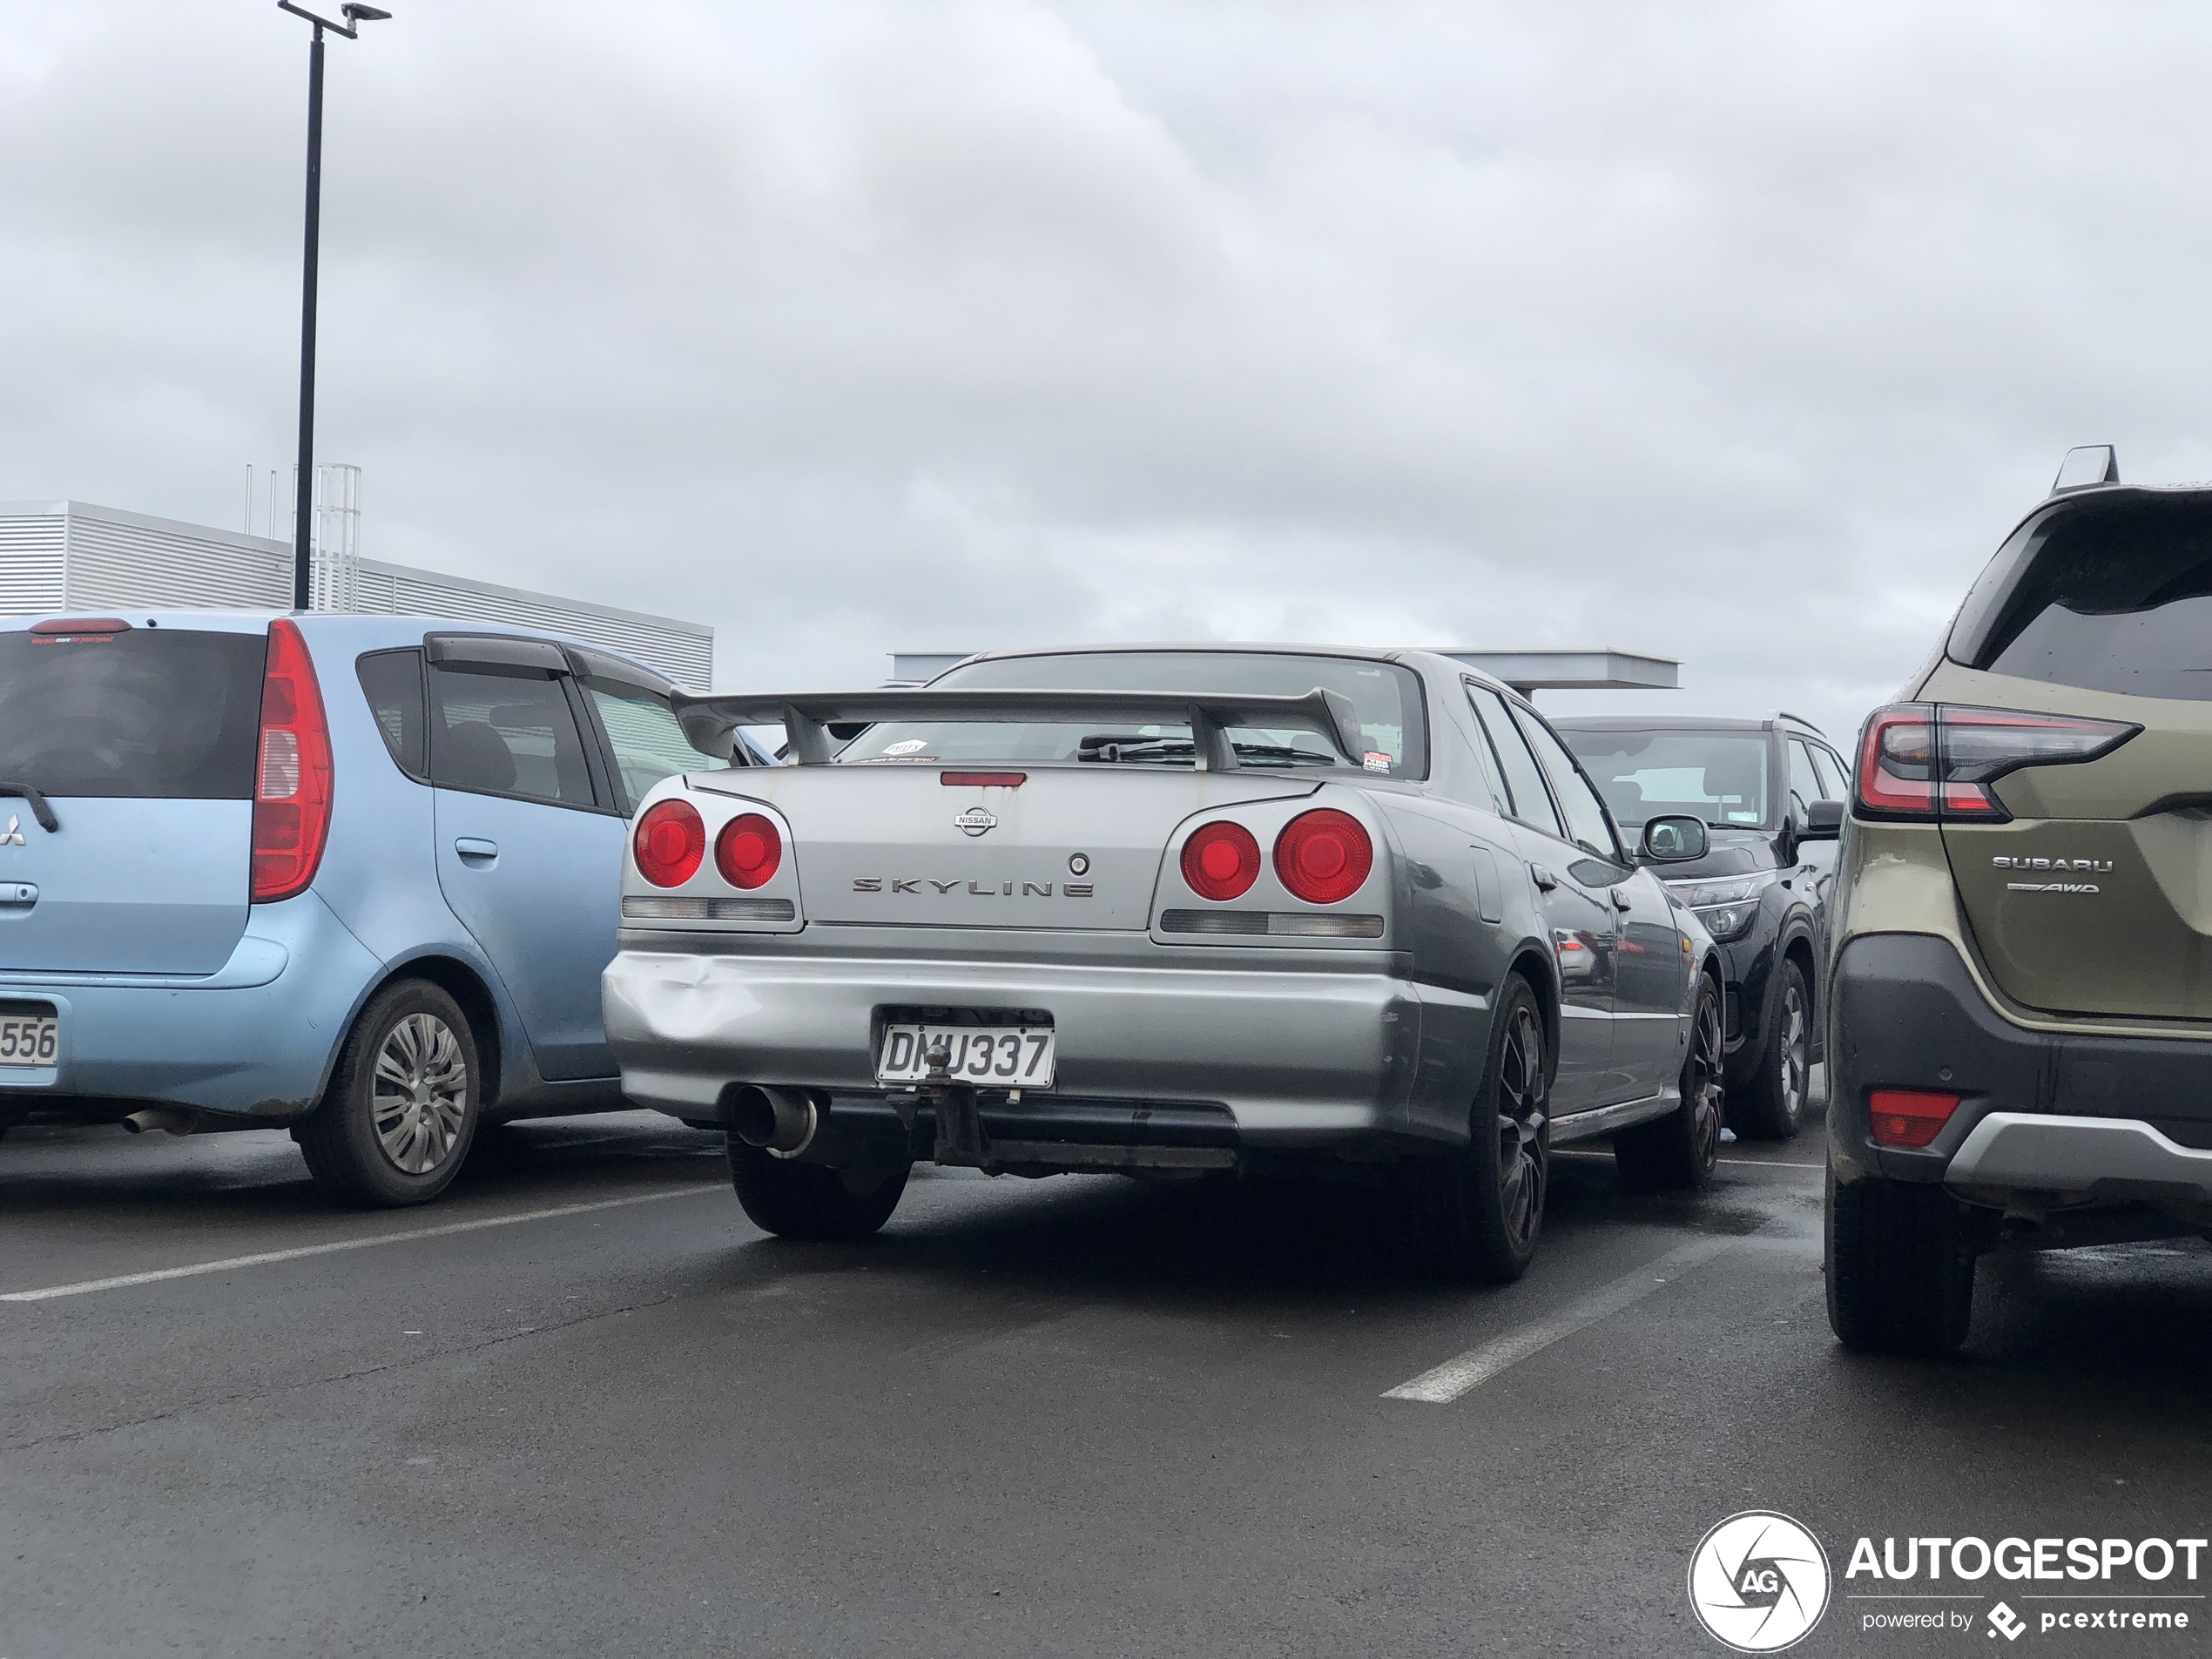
1800, 799, 1844, 842
1639, 814, 1709, 863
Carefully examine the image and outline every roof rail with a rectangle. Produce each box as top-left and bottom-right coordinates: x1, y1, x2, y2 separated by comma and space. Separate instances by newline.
1772, 710, 1825, 735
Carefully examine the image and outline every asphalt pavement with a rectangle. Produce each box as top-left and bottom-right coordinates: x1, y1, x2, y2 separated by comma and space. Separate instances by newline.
3, 1080, 2209, 1657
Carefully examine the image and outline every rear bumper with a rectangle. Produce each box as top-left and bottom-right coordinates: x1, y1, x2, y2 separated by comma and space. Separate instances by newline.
603, 945, 1428, 1150
0, 892, 378, 1123
1829, 932, 2212, 1209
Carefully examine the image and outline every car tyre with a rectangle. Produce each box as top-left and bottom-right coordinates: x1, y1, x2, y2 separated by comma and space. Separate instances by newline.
296, 979, 482, 1208
1614, 974, 1724, 1192
729, 1141, 910, 1241
1732, 958, 1811, 1141
1399, 973, 1550, 1283
1825, 1168, 1975, 1355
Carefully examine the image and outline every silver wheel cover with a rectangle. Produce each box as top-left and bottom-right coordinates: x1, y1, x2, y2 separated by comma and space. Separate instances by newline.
371, 1011, 471, 1176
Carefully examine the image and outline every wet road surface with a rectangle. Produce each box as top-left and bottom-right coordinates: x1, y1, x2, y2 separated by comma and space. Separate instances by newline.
2, 1085, 2209, 1657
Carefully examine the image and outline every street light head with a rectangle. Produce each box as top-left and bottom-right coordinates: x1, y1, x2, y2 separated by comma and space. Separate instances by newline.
342, 4, 392, 22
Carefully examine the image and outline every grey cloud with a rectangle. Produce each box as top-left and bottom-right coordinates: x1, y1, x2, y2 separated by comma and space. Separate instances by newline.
4, 0, 2208, 743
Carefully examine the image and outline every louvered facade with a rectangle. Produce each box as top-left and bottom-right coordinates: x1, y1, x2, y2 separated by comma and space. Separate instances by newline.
0, 502, 714, 689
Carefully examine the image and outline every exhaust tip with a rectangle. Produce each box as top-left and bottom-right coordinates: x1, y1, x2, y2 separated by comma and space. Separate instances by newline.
726, 1086, 818, 1154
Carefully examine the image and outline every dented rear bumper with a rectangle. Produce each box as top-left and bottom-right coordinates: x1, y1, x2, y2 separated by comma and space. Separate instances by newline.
604, 938, 1433, 1151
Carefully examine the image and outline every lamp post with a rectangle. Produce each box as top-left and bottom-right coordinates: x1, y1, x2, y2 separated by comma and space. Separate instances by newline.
276, 1, 390, 610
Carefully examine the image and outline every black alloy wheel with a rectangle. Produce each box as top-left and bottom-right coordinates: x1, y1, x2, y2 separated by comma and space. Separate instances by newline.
1400, 973, 1551, 1282
1615, 974, 1724, 1191
1734, 958, 1811, 1140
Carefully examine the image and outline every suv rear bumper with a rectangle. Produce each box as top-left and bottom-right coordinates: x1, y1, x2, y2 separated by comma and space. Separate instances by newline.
603, 946, 1430, 1150
1830, 932, 2212, 1209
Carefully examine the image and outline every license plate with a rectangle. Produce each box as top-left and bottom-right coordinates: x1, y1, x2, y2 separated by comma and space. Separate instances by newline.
876, 1024, 1055, 1088
0, 1014, 57, 1067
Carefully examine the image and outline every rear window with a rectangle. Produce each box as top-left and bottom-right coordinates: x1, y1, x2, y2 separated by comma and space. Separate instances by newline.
1559, 728, 1774, 828
0, 626, 266, 799
839, 651, 1429, 779
1951, 492, 2212, 699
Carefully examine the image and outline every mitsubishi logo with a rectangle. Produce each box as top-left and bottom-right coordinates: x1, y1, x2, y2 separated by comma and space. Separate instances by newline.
1, 816, 24, 847
954, 806, 998, 838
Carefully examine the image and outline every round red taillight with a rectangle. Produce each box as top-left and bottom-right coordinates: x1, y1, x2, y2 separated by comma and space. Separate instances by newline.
715, 813, 783, 889
1273, 809, 1372, 905
1180, 820, 1261, 901
633, 799, 705, 887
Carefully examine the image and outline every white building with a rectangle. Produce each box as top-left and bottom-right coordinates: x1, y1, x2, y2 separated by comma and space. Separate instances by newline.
0, 499, 713, 690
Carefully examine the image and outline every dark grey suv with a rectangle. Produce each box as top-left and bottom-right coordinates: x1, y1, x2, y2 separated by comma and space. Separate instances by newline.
1557, 714, 1847, 1139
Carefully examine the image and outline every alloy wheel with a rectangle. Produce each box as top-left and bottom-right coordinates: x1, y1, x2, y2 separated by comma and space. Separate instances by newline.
1688, 986, 1725, 1168
1778, 981, 1808, 1123
1494, 1003, 1549, 1250
371, 1011, 470, 1176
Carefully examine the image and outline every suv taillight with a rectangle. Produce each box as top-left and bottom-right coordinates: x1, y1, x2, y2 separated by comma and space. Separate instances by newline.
1854, 704, 2139, 822
251, 618, 334, 901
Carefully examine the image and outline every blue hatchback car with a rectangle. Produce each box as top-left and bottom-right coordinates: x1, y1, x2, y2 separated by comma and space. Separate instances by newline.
0, 610, 759, 1204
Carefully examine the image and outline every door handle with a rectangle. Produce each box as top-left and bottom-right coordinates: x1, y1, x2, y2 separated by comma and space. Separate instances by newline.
1530, 864, 1558, 892
455, 838, 499, 860
1610, 887, 1633, 911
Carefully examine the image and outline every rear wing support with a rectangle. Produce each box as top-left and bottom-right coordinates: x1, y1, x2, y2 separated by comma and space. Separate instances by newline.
674, 686, 1369, 771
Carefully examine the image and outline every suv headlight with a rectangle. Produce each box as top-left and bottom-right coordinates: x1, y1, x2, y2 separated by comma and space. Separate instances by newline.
1666, 869, 1778, 944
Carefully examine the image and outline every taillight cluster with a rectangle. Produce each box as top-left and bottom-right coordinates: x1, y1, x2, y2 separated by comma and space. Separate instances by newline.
1180, 809, 1373, 905
1855, 704, 2139, 822
250, 618, 334, 902
633, 799, 786, 891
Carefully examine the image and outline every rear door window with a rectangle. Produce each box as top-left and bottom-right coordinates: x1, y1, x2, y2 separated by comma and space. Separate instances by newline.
1951, 492, 2212, 698
428, 665, 600, 808
1514, 705, 1623, 861
1465, 684, 1563, 837
583, 678, 731, 813
0, 626, 265, 799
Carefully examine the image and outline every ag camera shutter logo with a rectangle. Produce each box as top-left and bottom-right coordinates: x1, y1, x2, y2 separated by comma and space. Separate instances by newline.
1689, 1511, 1831, 1652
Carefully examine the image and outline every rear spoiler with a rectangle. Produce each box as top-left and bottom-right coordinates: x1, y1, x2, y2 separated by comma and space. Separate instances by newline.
674, 686, 1368, 770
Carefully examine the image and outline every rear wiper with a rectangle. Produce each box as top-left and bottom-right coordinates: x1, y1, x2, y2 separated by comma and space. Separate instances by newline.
0, 782, 57, 833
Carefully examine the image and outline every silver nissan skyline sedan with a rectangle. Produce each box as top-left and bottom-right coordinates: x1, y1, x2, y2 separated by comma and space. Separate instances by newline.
602, 645, 1725, 1280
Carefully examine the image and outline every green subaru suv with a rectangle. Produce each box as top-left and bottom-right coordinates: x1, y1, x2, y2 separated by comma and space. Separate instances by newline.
1828, 446, 2212, 1354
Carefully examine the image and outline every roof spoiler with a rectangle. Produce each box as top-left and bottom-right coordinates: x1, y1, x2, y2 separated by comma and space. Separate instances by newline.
674, 686, 1368, 770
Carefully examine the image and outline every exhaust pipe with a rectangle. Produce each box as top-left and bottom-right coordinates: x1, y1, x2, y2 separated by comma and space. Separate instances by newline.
122, 1107, 199, 1137
726, 1086, 819, 1157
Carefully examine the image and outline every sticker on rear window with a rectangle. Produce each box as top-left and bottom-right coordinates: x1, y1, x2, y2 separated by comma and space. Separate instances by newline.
1363, 751, 1392, 772
884, 738, 928, 755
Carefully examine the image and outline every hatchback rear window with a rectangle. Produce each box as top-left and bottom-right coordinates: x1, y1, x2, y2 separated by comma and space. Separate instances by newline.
0, 626, 266, 799
1951, 492, 2212, 699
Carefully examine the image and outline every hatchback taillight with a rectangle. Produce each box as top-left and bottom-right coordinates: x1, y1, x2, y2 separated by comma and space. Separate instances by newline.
1854, 704, 2139, 822
715, 813, 783, 889
634, 799, 705, 887
250, 618, 334, 902
1274, 810, 1372, 904
1182, 821, 1261, 901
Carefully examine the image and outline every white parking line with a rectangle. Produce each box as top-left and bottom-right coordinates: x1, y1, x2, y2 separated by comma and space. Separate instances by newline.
1382, 1235, 1740, 1403
0, 1183, 727, 1304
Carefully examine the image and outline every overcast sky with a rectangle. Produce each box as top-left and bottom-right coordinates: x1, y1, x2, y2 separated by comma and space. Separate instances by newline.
5, 2, 2209, 740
